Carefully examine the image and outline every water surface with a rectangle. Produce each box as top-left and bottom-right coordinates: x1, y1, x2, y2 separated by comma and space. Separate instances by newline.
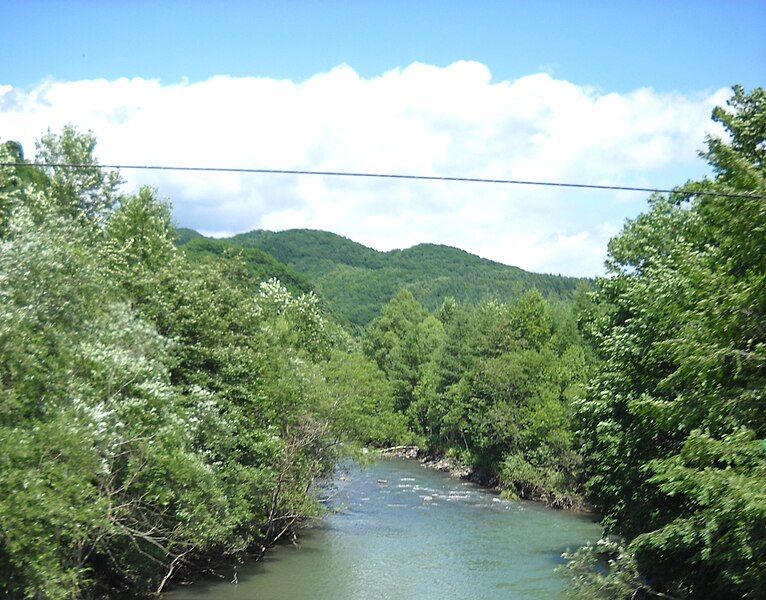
167, 458, 600, 599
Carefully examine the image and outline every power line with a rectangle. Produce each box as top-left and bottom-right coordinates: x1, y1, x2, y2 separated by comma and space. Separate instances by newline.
1, 161, 763, 200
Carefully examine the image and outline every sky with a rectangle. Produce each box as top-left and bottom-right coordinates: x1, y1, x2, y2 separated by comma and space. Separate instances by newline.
1, 1, 764, 276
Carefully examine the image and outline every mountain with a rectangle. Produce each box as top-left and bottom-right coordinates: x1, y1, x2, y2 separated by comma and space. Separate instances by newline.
177, 228, 590, 326
176, 230, 314, 296
175, 227, 204, 246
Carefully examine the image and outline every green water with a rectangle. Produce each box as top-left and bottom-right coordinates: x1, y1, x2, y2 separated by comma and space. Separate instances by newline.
167, 458, 601, 599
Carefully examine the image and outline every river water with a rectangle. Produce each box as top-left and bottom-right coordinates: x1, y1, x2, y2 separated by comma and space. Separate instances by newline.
167, 458, 601, 599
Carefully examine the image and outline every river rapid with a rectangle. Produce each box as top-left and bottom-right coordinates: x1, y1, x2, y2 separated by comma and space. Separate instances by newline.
166, 457, 601, 599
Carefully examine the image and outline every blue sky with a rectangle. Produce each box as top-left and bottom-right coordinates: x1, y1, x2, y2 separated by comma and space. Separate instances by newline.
1, 2, 764, 275
3, 1, 764, 92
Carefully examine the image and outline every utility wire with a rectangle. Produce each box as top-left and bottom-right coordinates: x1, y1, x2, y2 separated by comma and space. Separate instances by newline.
1, 161, 763, 200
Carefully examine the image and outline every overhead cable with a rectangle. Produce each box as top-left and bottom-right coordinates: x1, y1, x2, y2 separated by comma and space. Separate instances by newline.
1, 161, 763, 200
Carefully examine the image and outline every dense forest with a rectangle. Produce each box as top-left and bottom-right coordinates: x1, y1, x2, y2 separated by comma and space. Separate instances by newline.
361, 288, 593, 508
1, 86, 763, 599
176, 227, 589, 327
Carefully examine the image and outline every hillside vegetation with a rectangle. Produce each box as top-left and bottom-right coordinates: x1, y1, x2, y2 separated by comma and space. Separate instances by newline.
177, 228, 589, 326
179, 236, 314, 296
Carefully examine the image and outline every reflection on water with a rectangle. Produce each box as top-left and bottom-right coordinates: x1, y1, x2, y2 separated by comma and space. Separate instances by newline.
166, 458, 601, 600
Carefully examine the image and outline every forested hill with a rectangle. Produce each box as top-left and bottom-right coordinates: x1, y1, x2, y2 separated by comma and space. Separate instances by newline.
176, 228, 590, 326
177, 235, 315, 297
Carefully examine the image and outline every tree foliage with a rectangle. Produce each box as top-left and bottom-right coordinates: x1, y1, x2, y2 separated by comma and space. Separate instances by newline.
364, 287, 593, 507
573, 86, 766, 598
0, 129, 407, 598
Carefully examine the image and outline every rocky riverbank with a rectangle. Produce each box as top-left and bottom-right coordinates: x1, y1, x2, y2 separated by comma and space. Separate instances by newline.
377, 446, 477, 483
375, 445, 592, 513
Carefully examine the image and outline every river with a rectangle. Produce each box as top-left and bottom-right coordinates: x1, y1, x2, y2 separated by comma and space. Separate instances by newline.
166, 457, 601, 599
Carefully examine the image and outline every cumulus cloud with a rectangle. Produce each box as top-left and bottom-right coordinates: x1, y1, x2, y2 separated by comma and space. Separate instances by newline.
0, 62, 728, 275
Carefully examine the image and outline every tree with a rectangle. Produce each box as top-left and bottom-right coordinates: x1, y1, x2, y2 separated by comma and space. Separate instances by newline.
573, 86, 766, 598
1, 127, 411, 598
35, 125, 123, 224
363, 290, 430, 412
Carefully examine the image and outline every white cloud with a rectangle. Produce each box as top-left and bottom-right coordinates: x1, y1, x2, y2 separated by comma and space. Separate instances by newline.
0, 63, 729, 275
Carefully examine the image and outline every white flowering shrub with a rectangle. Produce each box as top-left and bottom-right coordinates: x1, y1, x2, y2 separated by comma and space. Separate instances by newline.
0, 167, 233, 597
256, 277, 330, 360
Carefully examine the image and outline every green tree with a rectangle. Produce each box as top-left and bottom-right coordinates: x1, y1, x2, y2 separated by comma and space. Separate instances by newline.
1, 127, 413, 598
35, 125, 123, 224
573, 86, 766, 598
0, 201, 234, 597
321, 351, 411, 447
364, 290, 430, 412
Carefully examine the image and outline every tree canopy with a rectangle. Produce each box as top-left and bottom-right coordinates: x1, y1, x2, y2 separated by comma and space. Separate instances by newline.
568, 85, 765, 599
0, 130, 409, 598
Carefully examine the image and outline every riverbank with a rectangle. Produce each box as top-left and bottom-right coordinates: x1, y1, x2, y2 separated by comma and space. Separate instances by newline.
376, 446, 593, 513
